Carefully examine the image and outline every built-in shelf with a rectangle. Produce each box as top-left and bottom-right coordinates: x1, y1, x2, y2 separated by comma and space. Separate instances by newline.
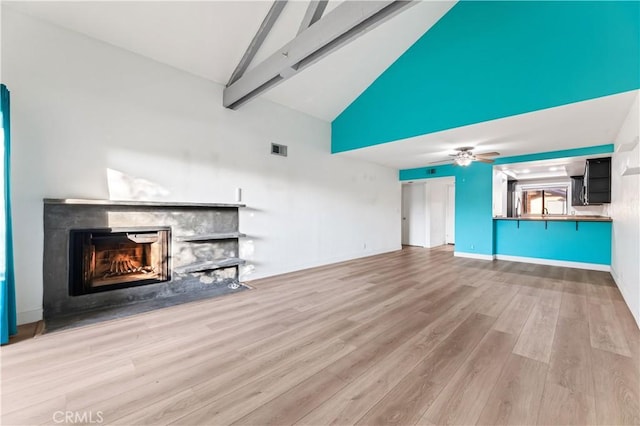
174, 257, 246, 274
175, 232, 247, 242
622, 166, 640, 176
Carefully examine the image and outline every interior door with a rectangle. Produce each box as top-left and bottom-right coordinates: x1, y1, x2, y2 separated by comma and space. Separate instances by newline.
401, 184, 426, 247
401, 185, 410, 245
445, 184, 455, 244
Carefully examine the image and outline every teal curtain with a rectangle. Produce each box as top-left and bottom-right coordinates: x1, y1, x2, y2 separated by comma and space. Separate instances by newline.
1, 84, 16, 344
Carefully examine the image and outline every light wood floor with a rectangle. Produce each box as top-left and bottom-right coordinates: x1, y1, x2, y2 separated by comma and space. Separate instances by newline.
2, 246, 639, 425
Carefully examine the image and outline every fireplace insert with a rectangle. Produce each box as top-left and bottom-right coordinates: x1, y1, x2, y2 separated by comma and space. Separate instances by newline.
69, 227, 170, 295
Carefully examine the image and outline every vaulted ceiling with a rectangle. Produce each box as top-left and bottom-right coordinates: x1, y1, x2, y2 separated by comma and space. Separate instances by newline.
4, 1, 639, 169
332, 1, 640, 154
4, 0, 455, 122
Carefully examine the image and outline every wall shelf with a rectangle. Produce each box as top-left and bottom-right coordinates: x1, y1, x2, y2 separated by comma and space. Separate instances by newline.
174, 257, 246, 274
616, 136, 639, 152
43, 198, 245, 208
622, 166, 640, 176
175, 232, 247, 242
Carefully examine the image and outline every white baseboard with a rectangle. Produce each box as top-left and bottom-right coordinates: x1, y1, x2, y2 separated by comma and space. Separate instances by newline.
242, 245, 402, 281
494, 254, 610, 272
18, 308, 43, 325
454, 251, 495, 261
610, 268, 640, 330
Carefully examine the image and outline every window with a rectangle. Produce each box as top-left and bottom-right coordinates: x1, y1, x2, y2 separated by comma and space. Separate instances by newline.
522, 185, 568, 215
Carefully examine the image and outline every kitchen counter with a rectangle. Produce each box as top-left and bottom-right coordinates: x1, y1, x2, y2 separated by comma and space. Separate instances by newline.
494, 215, 611, 222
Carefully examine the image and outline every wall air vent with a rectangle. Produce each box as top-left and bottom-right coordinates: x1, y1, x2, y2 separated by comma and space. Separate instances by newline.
271, 143, 288, 157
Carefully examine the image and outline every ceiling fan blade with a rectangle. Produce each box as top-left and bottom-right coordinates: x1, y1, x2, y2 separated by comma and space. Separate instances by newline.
428, 159, 454, 164
475, 157, 495, 164
475, 151, 500, 158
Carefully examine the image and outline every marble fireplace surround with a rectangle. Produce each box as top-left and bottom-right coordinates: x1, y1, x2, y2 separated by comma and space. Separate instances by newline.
43, 199, 246, 330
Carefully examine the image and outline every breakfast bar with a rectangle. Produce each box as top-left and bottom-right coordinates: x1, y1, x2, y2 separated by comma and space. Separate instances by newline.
493, 216, 612, 267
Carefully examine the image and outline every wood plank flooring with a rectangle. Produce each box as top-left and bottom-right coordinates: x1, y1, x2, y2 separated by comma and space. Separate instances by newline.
2, 246, 639, 425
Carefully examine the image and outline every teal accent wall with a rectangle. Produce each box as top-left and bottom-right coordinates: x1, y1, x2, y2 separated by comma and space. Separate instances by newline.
494, 220, 612, 265
494, 144, 614, 165
332, 1, 640, 153
400, 144, 614, 260
455, 163, 494, 255
399, 164, 456, 181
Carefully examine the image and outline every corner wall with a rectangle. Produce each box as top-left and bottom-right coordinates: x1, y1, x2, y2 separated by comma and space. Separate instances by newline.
611, 93, 640, 328
1, 9, 401, 324
400, 163, 494, 258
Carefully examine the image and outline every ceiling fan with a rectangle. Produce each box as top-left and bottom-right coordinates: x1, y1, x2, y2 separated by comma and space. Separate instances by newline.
430, 147, 501, 167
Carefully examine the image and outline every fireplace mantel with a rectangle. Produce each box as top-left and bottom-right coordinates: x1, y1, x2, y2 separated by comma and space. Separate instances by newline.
44, 198, 245, 209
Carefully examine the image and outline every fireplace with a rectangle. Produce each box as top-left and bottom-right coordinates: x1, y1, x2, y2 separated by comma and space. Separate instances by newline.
69, 227, 171, 295
44, 200, 246, 331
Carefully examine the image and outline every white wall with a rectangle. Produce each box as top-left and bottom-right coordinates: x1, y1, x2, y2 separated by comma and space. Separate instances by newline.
445, 183, 455, 244
611, 93, 640, 328
492, 170, 507, 217
1, 8, 401, 324
425, 177, 453, 248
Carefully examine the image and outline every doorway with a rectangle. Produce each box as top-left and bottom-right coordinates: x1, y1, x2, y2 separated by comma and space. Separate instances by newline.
402, 178, 455, 248
401, 183, 426, 247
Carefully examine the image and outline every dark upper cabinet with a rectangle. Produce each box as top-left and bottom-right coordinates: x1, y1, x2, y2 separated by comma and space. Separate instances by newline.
584, 157, 611, 205
571, 176, 584, 206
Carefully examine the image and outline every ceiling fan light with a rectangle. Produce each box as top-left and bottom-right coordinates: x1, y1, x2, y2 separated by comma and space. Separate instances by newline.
455, 156, 473, 167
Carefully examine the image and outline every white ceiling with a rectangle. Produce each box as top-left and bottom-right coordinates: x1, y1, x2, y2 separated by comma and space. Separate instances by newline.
5, 0, 456, 121
339, 90, 639, 169
262, 1, 455, 120
495, 156, 598, 181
